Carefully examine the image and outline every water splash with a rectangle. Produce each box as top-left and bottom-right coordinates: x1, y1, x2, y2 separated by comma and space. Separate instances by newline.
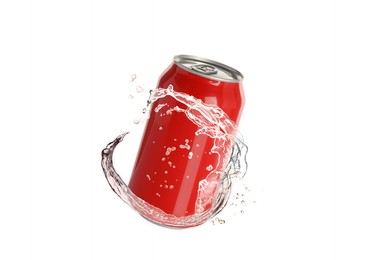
101, 85, 248, 227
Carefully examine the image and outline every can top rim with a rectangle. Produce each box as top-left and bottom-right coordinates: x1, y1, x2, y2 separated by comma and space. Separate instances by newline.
173, 55, 243, 83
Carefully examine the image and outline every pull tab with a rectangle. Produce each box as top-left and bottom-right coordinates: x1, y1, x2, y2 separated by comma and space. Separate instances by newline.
191, 64, 218, 75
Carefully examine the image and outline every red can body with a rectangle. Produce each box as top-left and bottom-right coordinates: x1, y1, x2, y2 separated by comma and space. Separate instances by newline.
128, 55, 245, 220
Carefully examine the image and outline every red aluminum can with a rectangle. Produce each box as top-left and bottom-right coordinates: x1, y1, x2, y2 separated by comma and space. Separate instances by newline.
128, 55, 245, 226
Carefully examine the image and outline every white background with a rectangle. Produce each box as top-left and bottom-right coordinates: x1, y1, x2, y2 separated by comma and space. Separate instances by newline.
1, 0, 365, 259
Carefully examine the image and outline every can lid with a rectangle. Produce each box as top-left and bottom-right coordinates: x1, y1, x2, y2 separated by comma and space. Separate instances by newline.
174, 55, 243, 83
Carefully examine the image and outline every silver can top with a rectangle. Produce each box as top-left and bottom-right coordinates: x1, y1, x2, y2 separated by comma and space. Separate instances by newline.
174, 55, 243, 83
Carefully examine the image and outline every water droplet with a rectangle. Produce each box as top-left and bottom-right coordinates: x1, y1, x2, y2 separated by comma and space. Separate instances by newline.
240, 210, 244, 214
156, 193, 160, 197
179, 139, 191, 150
128, 94, 134, 99
164, 170, 168, 174
241, 200, 245, 204
129, 74, 137, 82
206, 165, 213, 171
188, 152, 193, 159
161, 157, 166, 161
136, 85, 144, 93
167, 84, 173, 92
165, 147, 172, 156
146, 175, 151, 181
215, 217, 225, 224
165, 185, 169, 189
169, 185, 174, 190
159, 126, 163, 130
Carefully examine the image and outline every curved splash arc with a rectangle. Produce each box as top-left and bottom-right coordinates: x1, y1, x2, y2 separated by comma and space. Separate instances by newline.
101, 133, 231, 227
101, 85, 247, 227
